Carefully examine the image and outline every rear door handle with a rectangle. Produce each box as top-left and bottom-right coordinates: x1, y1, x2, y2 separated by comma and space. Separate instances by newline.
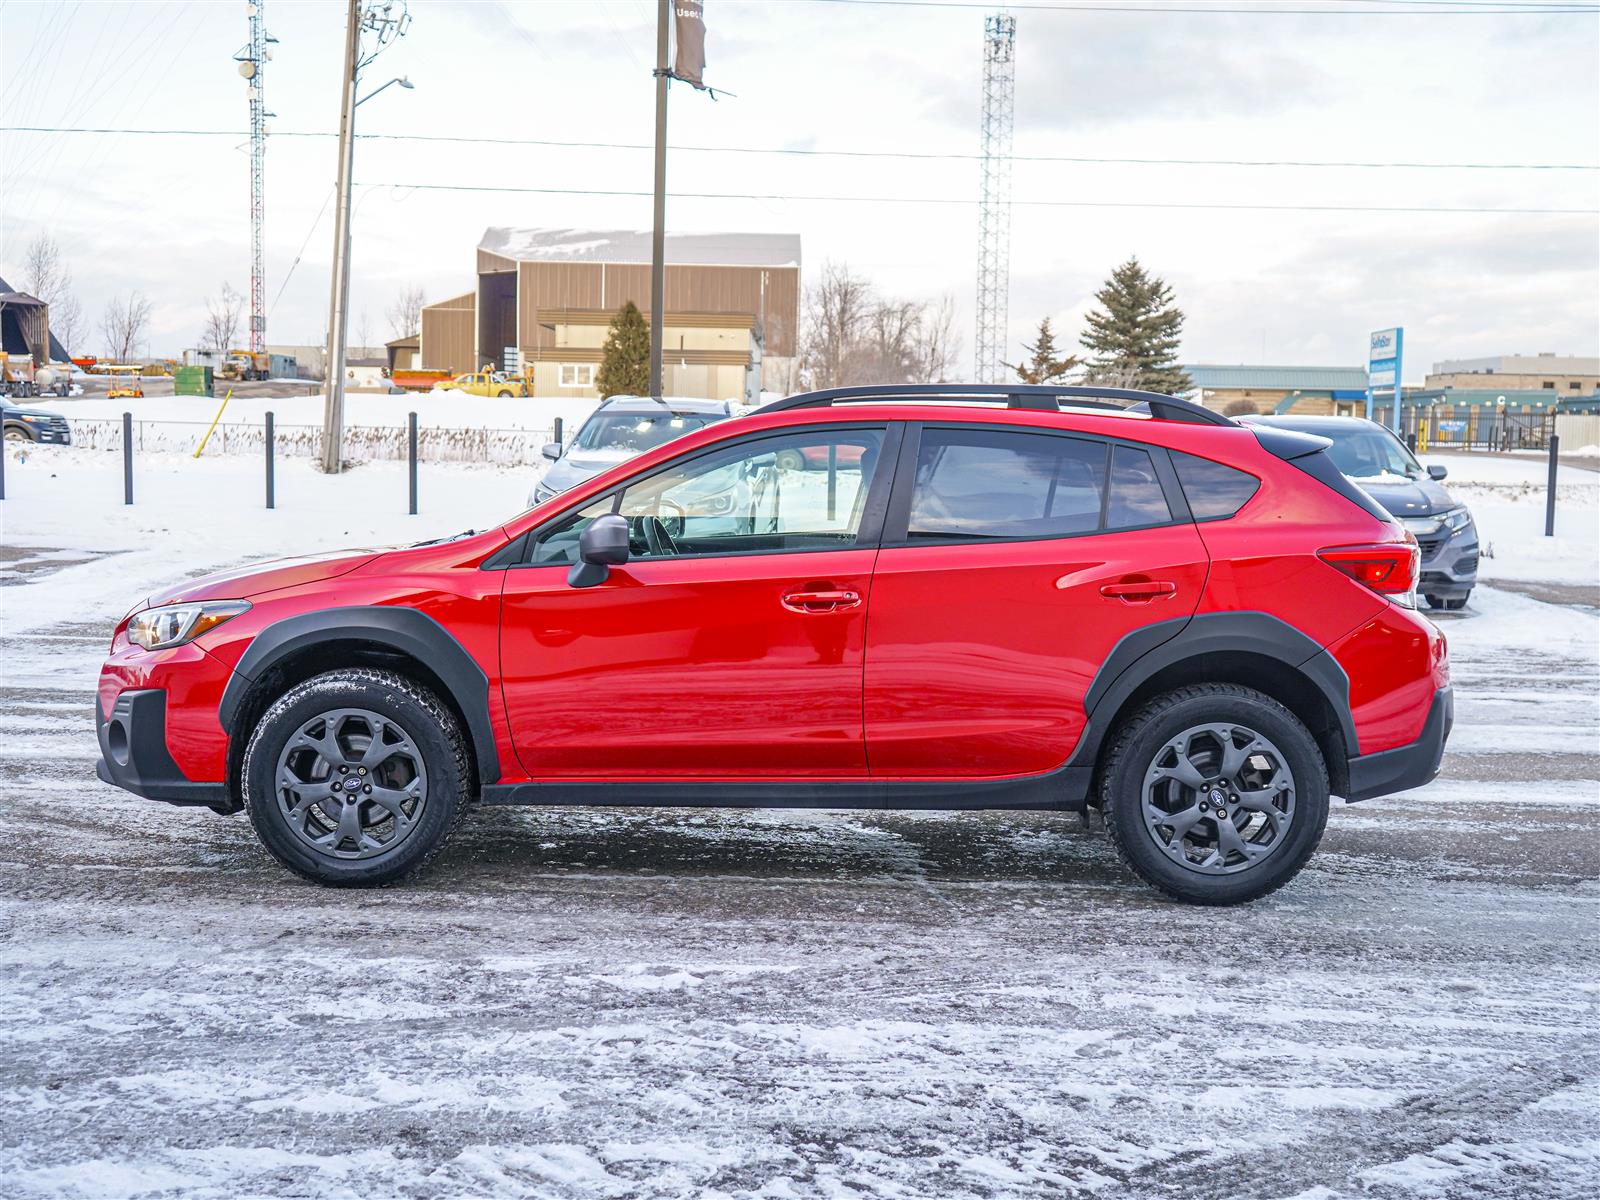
1100, 580, 1178, 602
782, 589, 862, 613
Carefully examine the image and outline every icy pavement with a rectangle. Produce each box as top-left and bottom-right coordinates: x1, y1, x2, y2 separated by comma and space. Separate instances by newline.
2, 469, 1598, 1198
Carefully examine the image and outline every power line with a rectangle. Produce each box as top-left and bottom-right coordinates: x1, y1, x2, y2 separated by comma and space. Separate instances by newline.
361, 180, 1599, 215
5, 125, 1595, 171
791, 0, 1598, 14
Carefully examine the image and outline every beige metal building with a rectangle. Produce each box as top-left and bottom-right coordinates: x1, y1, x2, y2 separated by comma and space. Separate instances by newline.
419, 228, 801, 401
1425, 353, 1599, 396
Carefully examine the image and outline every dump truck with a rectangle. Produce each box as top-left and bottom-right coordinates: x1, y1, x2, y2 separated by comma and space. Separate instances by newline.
220, 349, 270, 381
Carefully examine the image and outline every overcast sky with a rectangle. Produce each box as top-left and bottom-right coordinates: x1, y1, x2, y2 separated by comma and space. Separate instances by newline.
2, 0, 1596, 379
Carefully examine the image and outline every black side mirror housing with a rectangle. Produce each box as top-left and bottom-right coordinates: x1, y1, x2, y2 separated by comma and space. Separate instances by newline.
1427, 463, 1447, 481
568, 512, 630, 588
542, 441, 563, 462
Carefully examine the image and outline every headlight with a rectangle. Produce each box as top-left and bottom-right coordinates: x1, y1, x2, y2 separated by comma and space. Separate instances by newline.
1441, 507, 1473, 533
127, 600, 250, 650
20, 414, 40, 422
1400, 516, 1438, 536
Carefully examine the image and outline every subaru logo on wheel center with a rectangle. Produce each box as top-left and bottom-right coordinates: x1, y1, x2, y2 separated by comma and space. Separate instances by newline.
1209, 788, 1227, 805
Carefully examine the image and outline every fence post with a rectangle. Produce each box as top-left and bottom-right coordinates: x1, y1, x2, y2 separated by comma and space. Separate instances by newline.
265, 411, 276, 509
408, 411, 419, 515
553, 416, 563, 447
0, 421, 7, 500
1545, 434, 1560, 537
123, 411, 134, 505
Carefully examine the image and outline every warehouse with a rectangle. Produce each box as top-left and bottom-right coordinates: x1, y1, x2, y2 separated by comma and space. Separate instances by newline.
1186, 364, 1372, 416
419, 227, 801, 401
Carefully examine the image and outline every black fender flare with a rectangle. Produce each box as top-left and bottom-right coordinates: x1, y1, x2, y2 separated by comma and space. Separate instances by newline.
218, 605, 500, 785
1066, 610, 1357, 771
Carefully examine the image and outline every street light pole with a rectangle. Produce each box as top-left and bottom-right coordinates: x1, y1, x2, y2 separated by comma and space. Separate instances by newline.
320, 0, 361, 474
648, 0, 669, 399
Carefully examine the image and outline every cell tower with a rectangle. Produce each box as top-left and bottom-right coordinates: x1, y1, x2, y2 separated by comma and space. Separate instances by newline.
975, 12, 1016, 384
235, 3, 276, 355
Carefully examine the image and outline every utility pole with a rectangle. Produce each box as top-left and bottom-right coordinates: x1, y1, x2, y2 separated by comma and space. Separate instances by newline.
320, 0, 360, 473
975, 12, 1016, 385
648, 0, 669, 399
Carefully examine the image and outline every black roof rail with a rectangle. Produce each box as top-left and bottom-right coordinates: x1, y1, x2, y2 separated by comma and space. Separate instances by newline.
750, 383, 1235, 427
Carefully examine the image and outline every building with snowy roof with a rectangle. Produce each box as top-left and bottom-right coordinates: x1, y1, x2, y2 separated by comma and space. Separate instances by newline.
418, 228, 801, 401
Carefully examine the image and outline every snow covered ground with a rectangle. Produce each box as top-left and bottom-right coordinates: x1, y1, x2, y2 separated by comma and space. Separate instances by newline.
1, 444, 1596, 1199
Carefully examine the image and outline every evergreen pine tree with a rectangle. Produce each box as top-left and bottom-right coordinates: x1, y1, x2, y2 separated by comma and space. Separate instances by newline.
595, 301, 651, 397
1079, 257, 1192, 394
1008, 317, 1080, 384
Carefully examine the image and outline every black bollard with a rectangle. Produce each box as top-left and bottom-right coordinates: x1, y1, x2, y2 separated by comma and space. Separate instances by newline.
123, 412, 134, 505
265, 411, 276, 509
408, 411, 419, 515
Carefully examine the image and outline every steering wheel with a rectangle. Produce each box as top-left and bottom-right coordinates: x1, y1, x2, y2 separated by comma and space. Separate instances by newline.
636, 514, 680, 557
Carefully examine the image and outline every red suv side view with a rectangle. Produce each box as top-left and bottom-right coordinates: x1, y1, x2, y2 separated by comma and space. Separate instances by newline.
95, 385, 1451, 904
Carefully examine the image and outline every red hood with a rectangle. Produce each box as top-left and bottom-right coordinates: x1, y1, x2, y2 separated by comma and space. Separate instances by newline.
146, 549, 381, 607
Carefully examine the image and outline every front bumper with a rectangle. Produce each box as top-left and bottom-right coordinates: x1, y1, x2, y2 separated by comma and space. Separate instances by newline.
95, 689, 231, 810
1415, 525, 1478, 598
1344, 686, 1453, 802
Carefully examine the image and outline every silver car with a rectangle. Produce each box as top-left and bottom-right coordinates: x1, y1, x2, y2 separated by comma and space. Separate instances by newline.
1244, 415, 1478, 611
528, 396, 734, 508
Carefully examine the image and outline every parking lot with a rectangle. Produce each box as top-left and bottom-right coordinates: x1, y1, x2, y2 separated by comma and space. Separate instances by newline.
2, 514, 1597, 1198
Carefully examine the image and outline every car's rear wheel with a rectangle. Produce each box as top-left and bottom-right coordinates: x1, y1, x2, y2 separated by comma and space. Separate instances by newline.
242, 668, 473, 886
1100, 684, 1329, 905
775, 448, 807, 472
497, 389, 513, 398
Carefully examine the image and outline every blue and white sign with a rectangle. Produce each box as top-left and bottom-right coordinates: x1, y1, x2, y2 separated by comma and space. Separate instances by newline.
1368, 328, 1401, 386
1367, 327, 1404, 432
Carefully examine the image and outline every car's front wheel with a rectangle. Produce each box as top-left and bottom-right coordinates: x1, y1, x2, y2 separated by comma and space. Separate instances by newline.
1100, 684, 1329, 905
241, 668, 473, 886
4, 425, 35, 442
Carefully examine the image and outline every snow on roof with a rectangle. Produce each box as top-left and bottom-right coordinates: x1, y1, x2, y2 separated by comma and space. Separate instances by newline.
478, 228, 800, 268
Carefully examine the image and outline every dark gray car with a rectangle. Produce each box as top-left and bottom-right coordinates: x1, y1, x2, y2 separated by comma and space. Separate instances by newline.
1, 400, 73, 444
1243, 415, 1477, 610
528, 396, 734, 507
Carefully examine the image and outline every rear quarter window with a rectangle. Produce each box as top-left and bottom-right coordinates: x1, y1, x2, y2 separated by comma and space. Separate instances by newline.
1172, 451, 1261, 520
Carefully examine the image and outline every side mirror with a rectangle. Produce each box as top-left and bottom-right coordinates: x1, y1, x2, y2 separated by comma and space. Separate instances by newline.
1427, 464, 1448, 481
568, 512, 630, 588
542, 441, 563, 461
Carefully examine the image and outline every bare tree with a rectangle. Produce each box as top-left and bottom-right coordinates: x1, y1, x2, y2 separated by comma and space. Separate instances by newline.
356, 309, 374, 357
21, 233, 66, 303
101, 292, 153, 363
51, 294, 85, 359
200, 282, 243, 353
22, 232, 85, 357
800, 263, 959, 389
385, 283, 426, 340
800, 261, 876, 389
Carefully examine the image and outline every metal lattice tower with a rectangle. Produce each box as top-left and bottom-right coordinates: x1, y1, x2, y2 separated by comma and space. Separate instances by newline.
239, 2, 272, 354
974, 12, 1015, 384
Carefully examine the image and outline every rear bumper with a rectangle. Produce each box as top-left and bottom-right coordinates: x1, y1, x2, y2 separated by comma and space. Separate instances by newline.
1343, 686, 1453, 802
95, 688, 230, 810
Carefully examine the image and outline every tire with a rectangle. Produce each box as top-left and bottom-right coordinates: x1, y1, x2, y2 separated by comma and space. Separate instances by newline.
1424, 594, 1447, 610
4, 425, 35, 442
775, 448, 807, 472
1445, 592, 1469, 611
497, 390, 513, 398
241, 668, 474, 886
1100, 684, 1329, 905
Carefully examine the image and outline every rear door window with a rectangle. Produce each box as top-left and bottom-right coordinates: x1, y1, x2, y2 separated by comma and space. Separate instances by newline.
907, 428, 1107, 541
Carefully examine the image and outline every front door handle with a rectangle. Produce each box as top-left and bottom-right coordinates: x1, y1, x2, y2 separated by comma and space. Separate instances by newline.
1100, 580, 1178, 602
782, 589, 862, 613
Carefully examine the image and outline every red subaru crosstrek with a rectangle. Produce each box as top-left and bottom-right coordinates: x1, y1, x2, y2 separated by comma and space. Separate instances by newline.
95, 385, 1451, 904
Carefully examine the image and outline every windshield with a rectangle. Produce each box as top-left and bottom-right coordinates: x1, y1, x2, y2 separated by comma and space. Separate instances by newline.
571, 411, 719, 455
1319, 425, 1422, 482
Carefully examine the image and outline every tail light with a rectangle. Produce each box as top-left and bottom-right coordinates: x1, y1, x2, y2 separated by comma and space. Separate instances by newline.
1318, 540, 1419, 597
